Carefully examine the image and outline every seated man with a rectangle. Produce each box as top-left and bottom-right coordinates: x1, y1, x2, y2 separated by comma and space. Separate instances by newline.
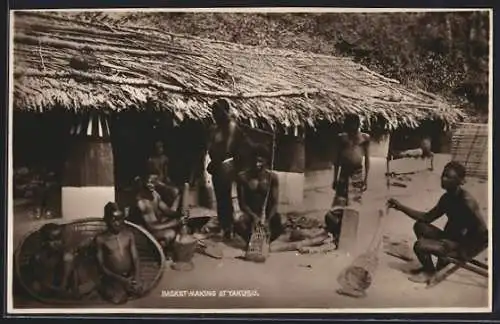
95, 202, 143, 304
27, 223, 77, 298
136, 174, 181, 251
234, 145, 283, 245
333, 114, 370, 203
147, 141, 180, 207
387, 161, 488, 283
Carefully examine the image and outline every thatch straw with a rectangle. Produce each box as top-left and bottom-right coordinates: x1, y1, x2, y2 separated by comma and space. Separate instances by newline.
12, 12, 465, 130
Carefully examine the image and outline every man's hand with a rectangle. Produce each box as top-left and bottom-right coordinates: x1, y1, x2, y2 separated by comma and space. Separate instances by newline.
387, 198, 402, 211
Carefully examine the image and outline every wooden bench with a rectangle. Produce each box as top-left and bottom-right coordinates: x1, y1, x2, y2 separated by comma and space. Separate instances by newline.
427, 245, 488, 288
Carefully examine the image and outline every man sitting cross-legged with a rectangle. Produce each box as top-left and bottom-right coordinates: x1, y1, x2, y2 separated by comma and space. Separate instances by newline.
95, 202, 143, 304
387, 161, 488, 283
234, 145, 284, 246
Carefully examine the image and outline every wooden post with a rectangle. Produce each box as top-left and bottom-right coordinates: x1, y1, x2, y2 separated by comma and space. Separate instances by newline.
61, 113, 115, 220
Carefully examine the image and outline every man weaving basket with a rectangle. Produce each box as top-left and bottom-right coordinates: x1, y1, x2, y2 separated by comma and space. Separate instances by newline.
387, 161, 488, 283
234, 144, 283, 255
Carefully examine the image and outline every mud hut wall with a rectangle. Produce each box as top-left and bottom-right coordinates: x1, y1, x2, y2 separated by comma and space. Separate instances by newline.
60, 112, 116, 220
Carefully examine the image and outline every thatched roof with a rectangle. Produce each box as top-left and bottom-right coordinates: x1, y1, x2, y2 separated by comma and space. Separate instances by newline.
12, 11, 465, 131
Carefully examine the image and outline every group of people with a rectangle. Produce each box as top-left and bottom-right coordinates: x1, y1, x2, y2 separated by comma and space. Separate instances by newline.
203, 98, 488, 284
127, 98, 284, 252
25, 99, 489, 304
27, 202, 142, 304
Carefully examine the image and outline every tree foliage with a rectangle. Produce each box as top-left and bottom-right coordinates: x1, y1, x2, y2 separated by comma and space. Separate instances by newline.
70, 11, 490, 121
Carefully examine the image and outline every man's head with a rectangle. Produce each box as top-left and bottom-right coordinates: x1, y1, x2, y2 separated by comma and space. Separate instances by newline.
154, 141, 164, 155
441, 161, 466, 191
250, 144, 270, 172
344, 114, 361, 134
103, 202, 125, 234
40, 223, 64, 251
145, 173, 159, 192
211, 99, 231, 125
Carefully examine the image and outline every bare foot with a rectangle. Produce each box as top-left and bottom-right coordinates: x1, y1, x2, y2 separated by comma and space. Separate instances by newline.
408, 271, 434, 283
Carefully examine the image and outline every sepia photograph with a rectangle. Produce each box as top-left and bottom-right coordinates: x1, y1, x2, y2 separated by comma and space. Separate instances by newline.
7, 8, 492, 313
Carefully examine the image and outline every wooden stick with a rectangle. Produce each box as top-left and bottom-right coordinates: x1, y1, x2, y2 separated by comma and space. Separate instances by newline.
443, 257, 488, 277
15, 34, 203, 58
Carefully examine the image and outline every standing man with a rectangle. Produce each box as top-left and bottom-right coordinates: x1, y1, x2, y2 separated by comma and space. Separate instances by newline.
206, 99, 243, 240
234, 145, 283, 245
387, 161, 488, 283
333, 114, 371, 203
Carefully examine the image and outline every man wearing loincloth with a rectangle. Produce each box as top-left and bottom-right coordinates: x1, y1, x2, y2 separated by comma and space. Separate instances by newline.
147, 141, 180, 207
96, 202, 143, 304
387, 161, 488, 283
333, 114, 370, 204
234, 145, 283, 245
206, 99, 243, 240
136, 174, 181, 251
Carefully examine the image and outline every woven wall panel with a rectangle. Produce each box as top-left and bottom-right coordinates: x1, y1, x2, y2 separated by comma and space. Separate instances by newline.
450, 123, 489, 179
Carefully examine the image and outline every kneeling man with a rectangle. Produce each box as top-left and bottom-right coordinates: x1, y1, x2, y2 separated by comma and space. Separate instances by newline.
234, 145, 283, 245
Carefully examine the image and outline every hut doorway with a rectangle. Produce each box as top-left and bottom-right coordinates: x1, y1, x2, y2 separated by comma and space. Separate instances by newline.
13, 110, 71, 220
109, 111, 208, 208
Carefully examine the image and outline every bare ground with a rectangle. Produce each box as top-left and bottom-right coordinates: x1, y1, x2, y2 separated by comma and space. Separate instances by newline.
11, 154, 490, 311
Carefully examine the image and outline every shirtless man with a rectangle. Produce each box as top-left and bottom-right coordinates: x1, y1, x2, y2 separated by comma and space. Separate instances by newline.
136, 174, 181, 250
27, 223, 76, 298
96, 202, 142, 304
234, 145, 283, 245
207, 99, 243, 240
147, 141, 180, 207
387, 161, 488, 283
333, 114, 370, 202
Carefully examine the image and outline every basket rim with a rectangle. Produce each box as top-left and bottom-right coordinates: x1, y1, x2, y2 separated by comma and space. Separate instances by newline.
14, 218, 166, 306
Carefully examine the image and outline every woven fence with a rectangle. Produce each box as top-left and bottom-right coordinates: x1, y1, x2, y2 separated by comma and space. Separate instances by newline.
450, 123, 489, 179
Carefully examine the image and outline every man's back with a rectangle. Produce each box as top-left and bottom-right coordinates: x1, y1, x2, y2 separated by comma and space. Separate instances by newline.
439, 188, 486, 241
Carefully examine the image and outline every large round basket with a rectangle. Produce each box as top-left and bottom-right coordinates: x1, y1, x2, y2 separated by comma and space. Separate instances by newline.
14, 218, 165, 306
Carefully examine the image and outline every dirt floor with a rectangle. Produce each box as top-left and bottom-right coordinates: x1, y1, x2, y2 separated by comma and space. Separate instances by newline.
11, 154, 490, 311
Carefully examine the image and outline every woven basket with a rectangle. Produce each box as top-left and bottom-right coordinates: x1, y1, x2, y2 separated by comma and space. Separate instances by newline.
245, 223, 270, 262
337, 252, 379, 294
14, 218, 165, 305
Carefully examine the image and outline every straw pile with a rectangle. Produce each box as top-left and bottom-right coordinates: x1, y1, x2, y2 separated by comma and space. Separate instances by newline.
13, 12, 464, 131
